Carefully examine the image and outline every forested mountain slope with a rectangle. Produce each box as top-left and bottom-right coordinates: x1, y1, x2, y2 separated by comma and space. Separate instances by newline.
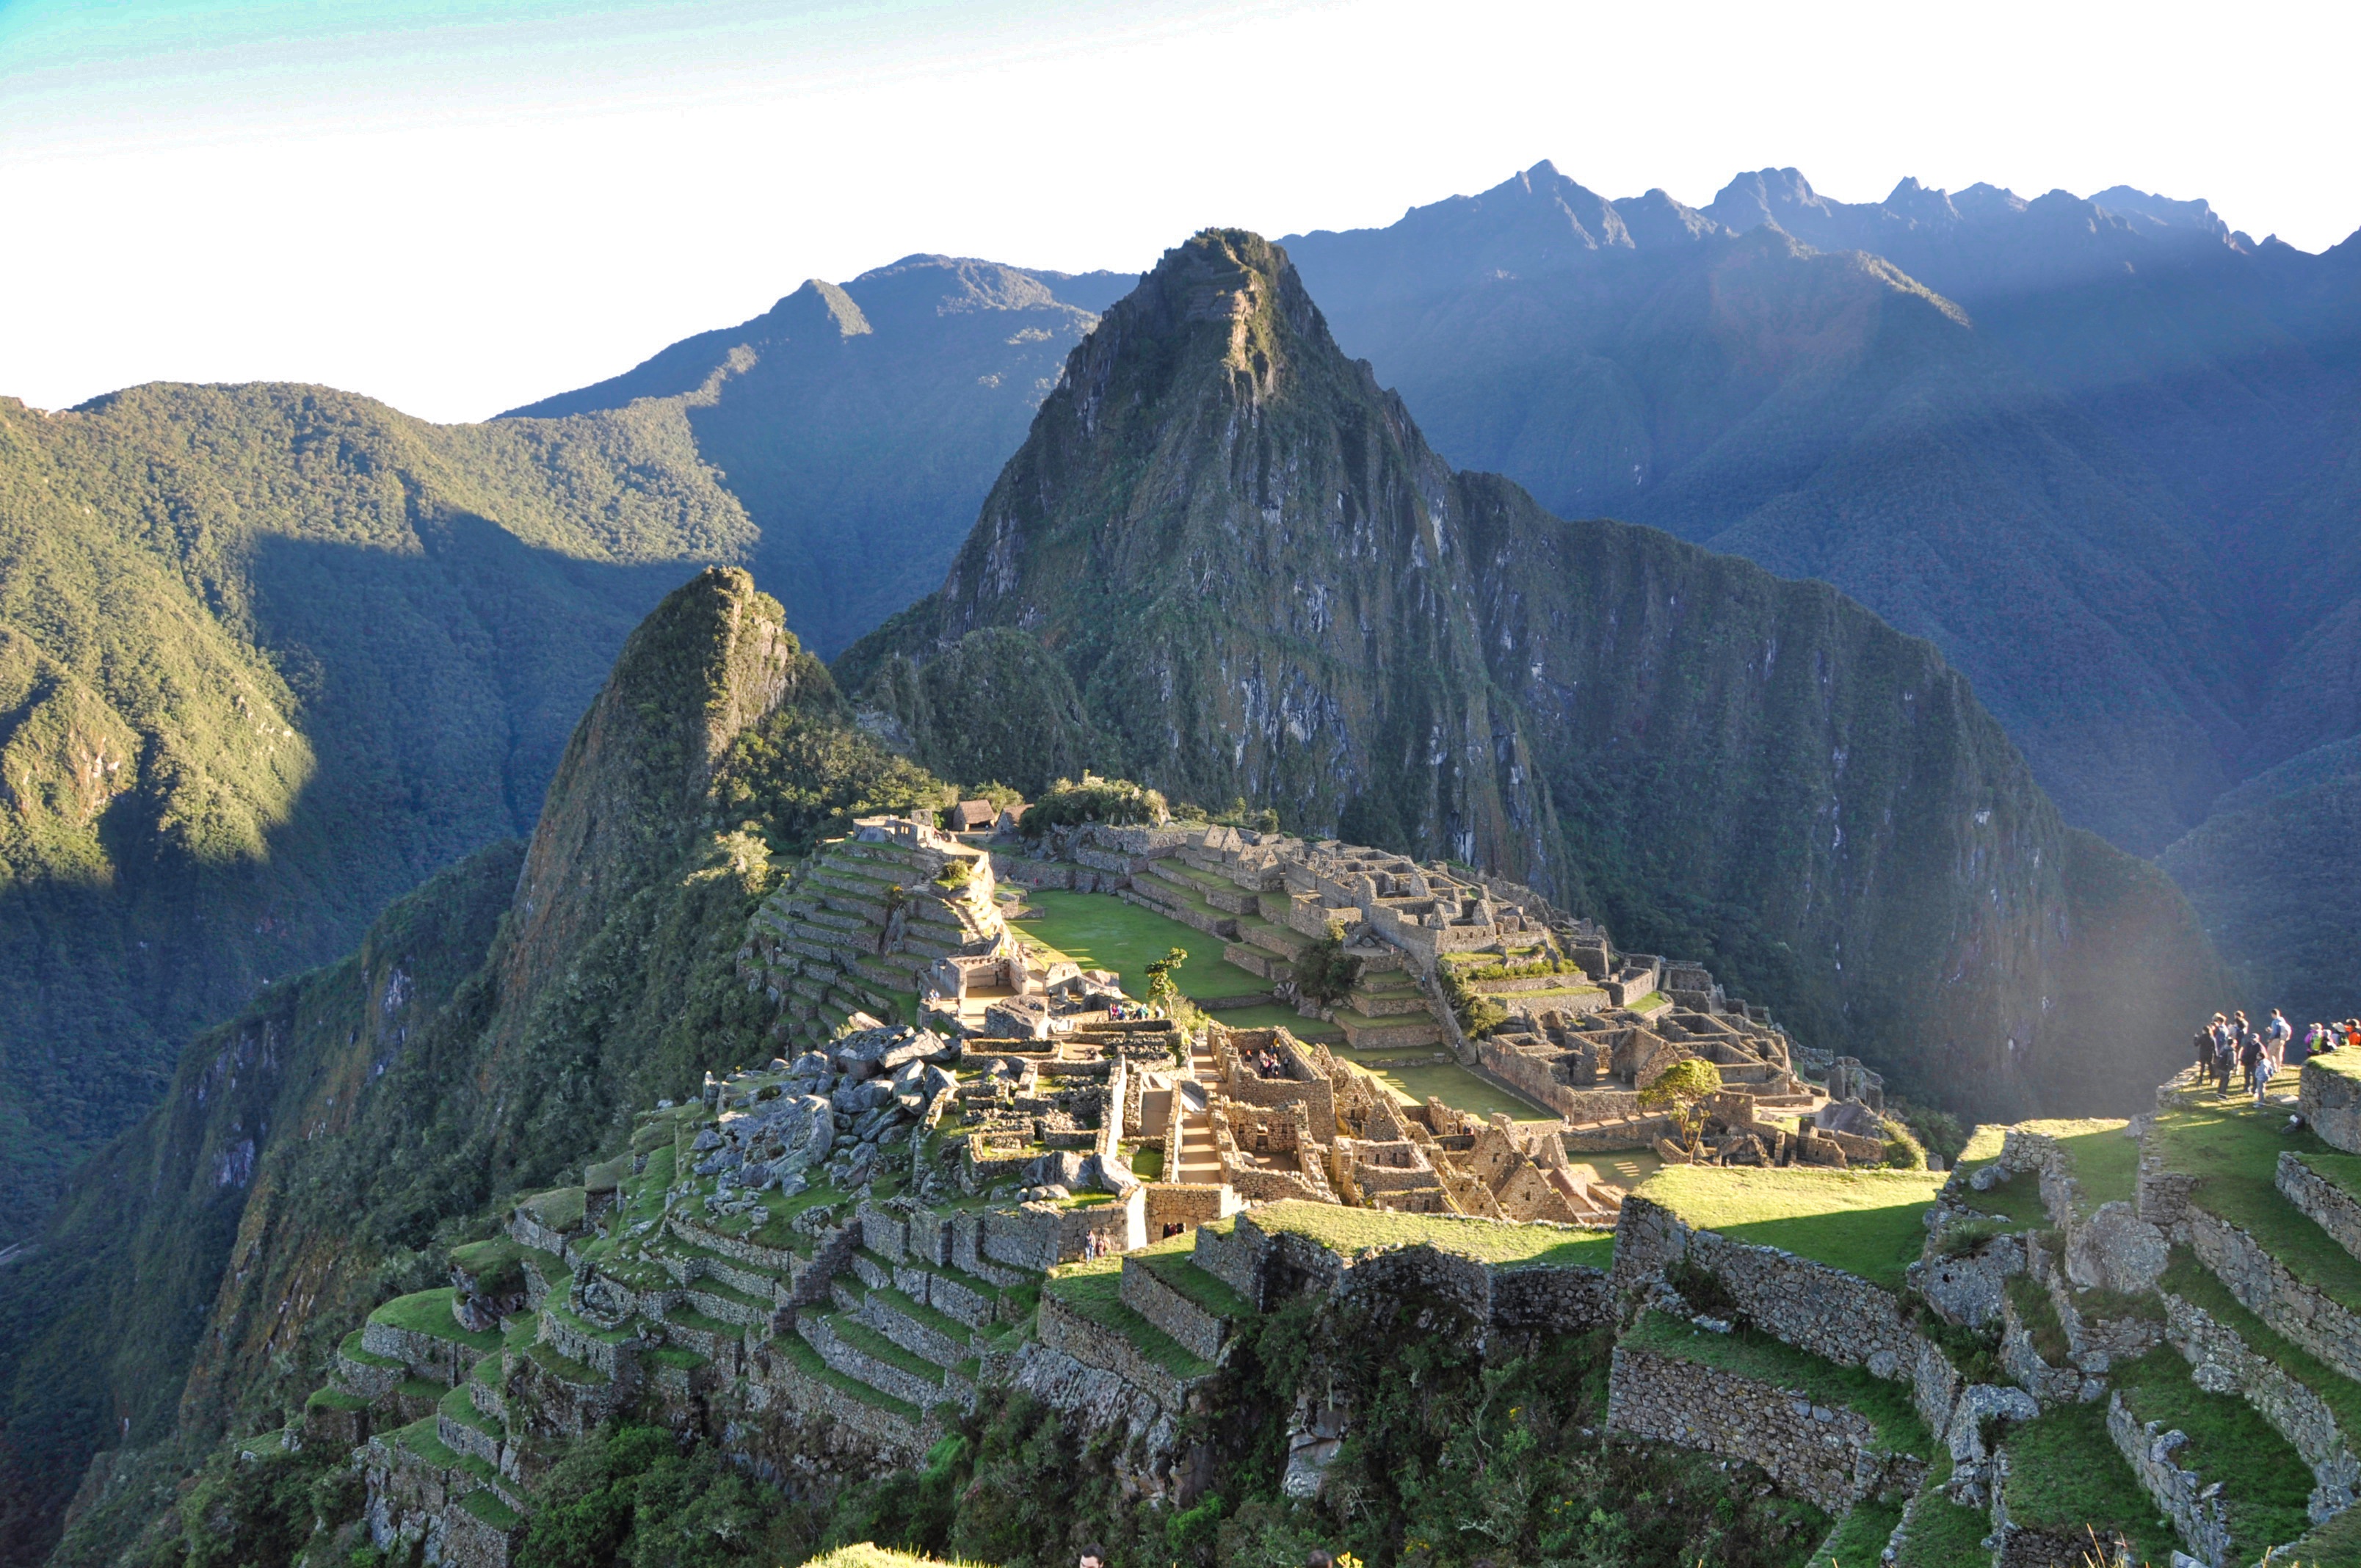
1283, 161, 2361, 859
841, 228, 2219, 1119
0, 568, 947, 1567
0, 385, 743, 1241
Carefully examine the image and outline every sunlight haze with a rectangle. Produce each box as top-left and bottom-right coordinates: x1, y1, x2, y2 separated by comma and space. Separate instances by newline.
3, 0, 2355, 421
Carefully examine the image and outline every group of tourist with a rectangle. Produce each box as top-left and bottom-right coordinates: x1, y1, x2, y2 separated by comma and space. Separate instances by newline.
2195, 1009, 2299, 1101
1104, 998, 1153, 1022
1247, 1045, 1288, 1078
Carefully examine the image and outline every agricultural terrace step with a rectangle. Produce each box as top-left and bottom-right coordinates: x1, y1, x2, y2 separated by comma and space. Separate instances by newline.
1241, 921, 1311, 959
686, 1280, 773, 1326
797, 1313, 955, 1409
1343, 988, 1430, 1017
1039, 1271, 1214, 1407
771, 1327, 925, 1431
783, 904, 869, 934
661, 1240, 786, 1298
886, 1258, 1007, 1329
859, 1287, 974, 1368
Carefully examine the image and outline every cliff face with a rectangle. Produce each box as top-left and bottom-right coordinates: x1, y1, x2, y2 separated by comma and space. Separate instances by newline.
842, 230, 2222, 1115
842, 231, 1562, 886
0, 569, 808, 1568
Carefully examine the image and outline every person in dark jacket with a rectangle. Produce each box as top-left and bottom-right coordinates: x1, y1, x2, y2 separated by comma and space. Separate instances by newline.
2213, 1030, 2238, 1097
2238, 1026, 2264, 1095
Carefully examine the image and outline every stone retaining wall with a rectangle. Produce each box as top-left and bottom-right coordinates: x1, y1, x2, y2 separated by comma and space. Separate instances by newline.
860, 1292, 968, 1369
360, 1322, 476, 1385
2163, 1289, 2358, 1521
1612, 1195, 1961, 1440
1036, 1292, 1197, 1410
747, 1343, 925, 1464
1197, 1213, 1613, 1335
2278, 1152, 2361, 1264
1120, 1260, 1227, 1361
2187, 1208, 2361, 1383
2302, 1060, 2361, 1155
1604, 1345, 1926, 1513
2105, 1390, 2232, 1567
796, 1315, 945, 1410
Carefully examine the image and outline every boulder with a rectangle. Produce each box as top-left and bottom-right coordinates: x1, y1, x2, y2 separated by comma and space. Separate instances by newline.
921, 1063, 958, 1098
2067, 1201, 2169, 1295
1082, 1153, 1139, 1194
691, 1128, 723, 1153
831, 1079, 892, 1114
1970, 1163, 2010, 1192
1815, 1097, 1885, 1139
1026, 1150, 1089, 1188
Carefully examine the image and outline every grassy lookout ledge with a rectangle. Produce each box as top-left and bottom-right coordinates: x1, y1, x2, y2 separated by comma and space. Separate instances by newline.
269, 813, 2361, 1568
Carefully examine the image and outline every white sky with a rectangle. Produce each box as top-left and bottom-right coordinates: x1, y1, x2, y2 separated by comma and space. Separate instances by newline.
3, 0, 2357, 424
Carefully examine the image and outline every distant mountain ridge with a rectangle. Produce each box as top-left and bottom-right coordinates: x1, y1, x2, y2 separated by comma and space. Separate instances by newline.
505, 255, 1133, 658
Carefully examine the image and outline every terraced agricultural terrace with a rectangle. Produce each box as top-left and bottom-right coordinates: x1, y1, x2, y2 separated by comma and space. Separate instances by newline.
290, 808, 2361, 1568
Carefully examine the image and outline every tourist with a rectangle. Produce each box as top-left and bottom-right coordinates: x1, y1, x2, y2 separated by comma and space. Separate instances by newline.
1078, 1545, 1109, 1568
2239, 1023, 2263, 1095
1305, 1553, 1335, 1568
2212, 1030, 2237, 1097
2194, 1018, 2219, 1078
2257, 1029, 2282, 1106
2270, 1009, 2293, 1059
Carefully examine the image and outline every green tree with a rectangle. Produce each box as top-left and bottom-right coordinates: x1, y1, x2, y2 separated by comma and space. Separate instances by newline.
1142, 947, 1188, 1017
1639, 1057, 1723, 1147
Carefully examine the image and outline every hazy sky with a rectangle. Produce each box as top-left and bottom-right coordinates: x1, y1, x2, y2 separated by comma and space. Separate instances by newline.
4, 0, 2356, 423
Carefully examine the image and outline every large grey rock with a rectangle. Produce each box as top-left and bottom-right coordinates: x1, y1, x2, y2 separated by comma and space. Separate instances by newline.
1082, 1153, 1140, 1195
921, 1063, 958, 1098
690, 1128, 723, 1153
1970, 1163, 2009, 1192
831, 1078, 892, 1114
2067, 1201, 2169, 1295
1026, 1150, 1089, 1188
1815, 1097, 1884, 1139
1912, 1231, 2025, 1329
1948, 1382, 2040, 1463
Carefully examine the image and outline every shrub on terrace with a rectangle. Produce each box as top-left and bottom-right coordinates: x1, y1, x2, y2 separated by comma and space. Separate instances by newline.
1291, 926, 1363, 1008
1015, 775, 1167, 838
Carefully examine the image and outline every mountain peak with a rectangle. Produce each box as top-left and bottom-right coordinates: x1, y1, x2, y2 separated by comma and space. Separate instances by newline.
777, 277, 872, 337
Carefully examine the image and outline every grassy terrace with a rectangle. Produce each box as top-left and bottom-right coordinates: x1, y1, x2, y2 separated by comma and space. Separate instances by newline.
775, 1334, 921, 1421
368, 1288, 504, 1353
1354, 1054, 1558, 1123
1622, 1312, 1932, 1455
1635, 1167, 1947, 1291
1012, 890, 1270, 1001
1134, 1247, 1253, 1319
1890, 1489, 1990, 1567
2015, 1117, 2138, 1214
1235, 1199, 1614, 1268
2002, 1401, 2175, 1565
2159, 1247, 2361, 1441
1040, 1268, 1214, 1380
2111, 1346, 2313, 1554
1805, 1495, 1904, 1568
2150, 1087, 2361, 1314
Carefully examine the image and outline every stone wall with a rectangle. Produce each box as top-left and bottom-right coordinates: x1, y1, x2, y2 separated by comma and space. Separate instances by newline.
1193, 1213, 1613, 1335
1144, 1183, 1236, 1238
1604, 1345, 1927, 1514
2277, 1152, 2361, 1264
746, 1341, 927, 1464
2162, 1288, 2359, 1522
1036, 1292, 1199, 1410
2302, 1060, 2361, 1155
1610, 1194, 1959, 1441
2186, 1207, 2361, 1383
2105, 1390, 2233, 1567
1120, 1260, 1227, 1361
360, 1321, 478, 1386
